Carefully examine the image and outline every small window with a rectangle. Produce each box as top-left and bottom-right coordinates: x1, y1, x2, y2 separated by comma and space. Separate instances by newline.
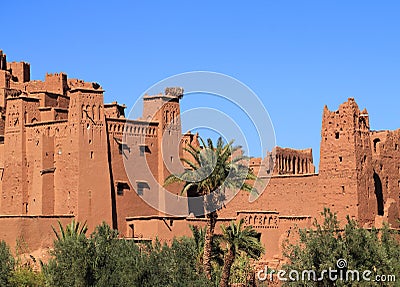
139, 145, 149, 156
373, 138, 381, 153
117, 182, 130, 196
118, 142, 130, 155
90, 151, 94, 159
339, 156, 343, 163
136, 182, 150, 196
335, 132, 340, 139
117, 184, 123, 195
137, 185, 143, 195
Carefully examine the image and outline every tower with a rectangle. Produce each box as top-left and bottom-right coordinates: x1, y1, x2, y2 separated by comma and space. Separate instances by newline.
142, 87, 184, 214
319, 98, 374, 226
66, 81, 113, 229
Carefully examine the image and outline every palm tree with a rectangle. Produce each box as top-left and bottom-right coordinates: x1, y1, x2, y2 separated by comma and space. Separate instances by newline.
219, 219, 264, 287
165, 137, 258, 279
189, 225, 224, 268
52, 219, 88, 241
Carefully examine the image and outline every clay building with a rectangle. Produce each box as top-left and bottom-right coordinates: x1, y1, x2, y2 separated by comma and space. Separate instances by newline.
0, 50, 399, 265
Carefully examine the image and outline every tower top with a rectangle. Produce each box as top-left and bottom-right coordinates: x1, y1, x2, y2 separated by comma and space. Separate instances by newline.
143, 86, 184, 102
164, 87, 184, 99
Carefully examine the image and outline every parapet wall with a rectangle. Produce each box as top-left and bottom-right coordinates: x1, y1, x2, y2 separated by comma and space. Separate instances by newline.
0, 215, 74, 258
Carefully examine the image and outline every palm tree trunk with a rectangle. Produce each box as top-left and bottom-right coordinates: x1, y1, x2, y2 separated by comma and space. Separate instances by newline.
203, 210, 217, 279
220, 247, 235, 287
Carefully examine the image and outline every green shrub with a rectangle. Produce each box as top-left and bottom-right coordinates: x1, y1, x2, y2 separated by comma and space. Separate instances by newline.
0, 240, 14, 287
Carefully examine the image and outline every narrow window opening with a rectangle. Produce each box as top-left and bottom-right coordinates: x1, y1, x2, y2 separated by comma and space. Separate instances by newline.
335, 132, 340, 139
137, 185, 143, 195
339, 156, 343, 163
139, 145, 149, 156
373, 138, 381, 153
373, 172, 384, 216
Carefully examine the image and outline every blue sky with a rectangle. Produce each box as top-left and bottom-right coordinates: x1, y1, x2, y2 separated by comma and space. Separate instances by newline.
1, 1, 400, 169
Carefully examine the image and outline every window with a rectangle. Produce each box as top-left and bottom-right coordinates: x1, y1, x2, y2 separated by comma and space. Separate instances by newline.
115, 138, 130, 155
373, 138, 381, 153
116, 182, 130, 196
139, 144, 149, 156
136, 181, 150, 196
335, 132, 340, 139
339, 156, 343, 163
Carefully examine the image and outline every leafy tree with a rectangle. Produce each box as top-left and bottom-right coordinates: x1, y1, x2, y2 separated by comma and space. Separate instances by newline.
42, 220, 94, 287
90, 222, 145, 287
43, 220, 212, 287
0, 240, 14, 287
283, 208, 400, 286
165, 137, 257, 279
139, 237, 212, 287
219, 219, 264, 287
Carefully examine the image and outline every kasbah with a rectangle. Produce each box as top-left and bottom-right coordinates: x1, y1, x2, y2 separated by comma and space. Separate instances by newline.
0, 50, 399, 267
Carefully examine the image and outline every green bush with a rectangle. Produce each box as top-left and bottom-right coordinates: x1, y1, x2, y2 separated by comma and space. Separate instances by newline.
0, 240, 14, 287
10, 266, 45, 287
140, 237, 212, 287
283, 208, 400, 287
42, 221, 212, 287
42, 221, 93, 287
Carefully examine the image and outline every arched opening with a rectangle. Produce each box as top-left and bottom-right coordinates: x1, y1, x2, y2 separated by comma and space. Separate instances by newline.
92, 105, 96, 120
373, 172, 384, 216
373, 138, 381, 153
165, 110, 169, 123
